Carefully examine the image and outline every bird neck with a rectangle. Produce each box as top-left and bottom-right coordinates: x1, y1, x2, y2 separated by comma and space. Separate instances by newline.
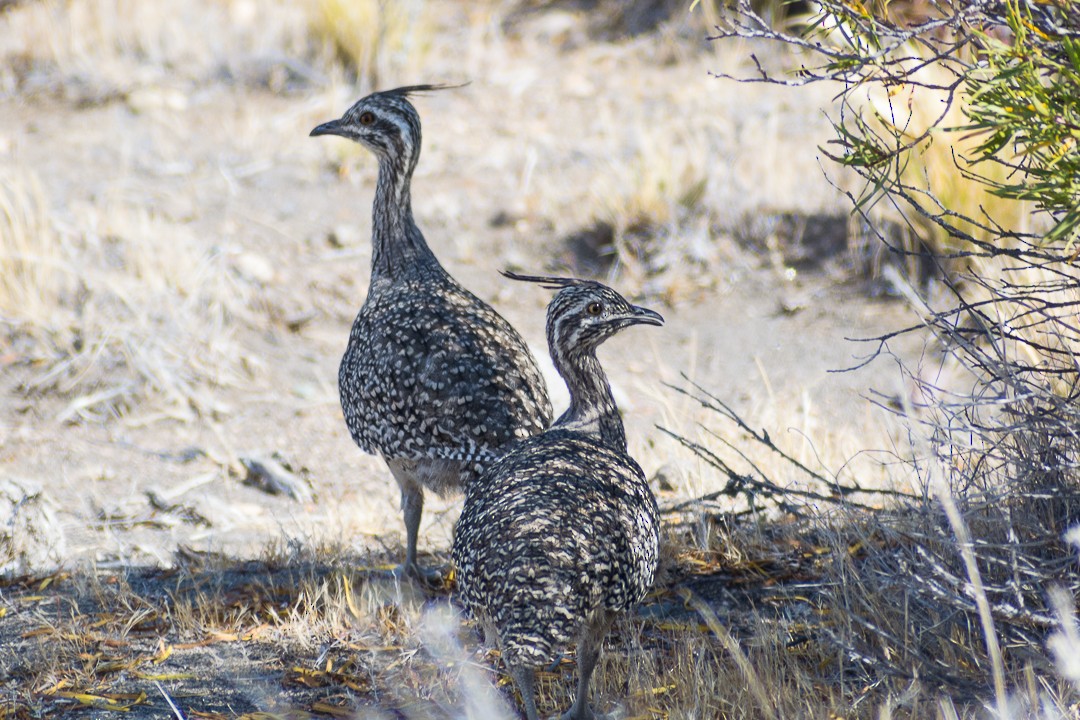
553, 348, 627, 452
370, 154, 439, 278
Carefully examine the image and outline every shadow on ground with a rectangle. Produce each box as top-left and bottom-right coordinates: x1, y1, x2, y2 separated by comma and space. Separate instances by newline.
0, 540, 819, 719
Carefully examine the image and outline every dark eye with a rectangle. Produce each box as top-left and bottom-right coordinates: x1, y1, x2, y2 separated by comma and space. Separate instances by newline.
586, 302, 603, 316
359, 111, 375, 126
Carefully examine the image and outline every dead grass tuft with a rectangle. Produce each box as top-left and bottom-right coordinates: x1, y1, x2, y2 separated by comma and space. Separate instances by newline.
1, 174, 259, 421
0, 477, 66, 575
306, 0, 436, 87
849, 42, 1041, 261
0, 168, 68, 342
0, 0, 315, 96
584, 124, 719, 300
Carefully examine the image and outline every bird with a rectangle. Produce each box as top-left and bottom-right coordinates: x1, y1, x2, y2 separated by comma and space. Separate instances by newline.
310, 86, 553, 579
452, 272, 663, 720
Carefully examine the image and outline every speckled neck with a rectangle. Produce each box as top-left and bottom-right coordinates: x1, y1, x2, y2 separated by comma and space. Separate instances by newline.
553, 350, 626, 452
370, 144, 439, 279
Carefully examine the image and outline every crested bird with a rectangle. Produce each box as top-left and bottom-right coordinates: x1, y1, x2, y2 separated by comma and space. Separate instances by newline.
453, 272, 662, 720
310, 86, 553, 579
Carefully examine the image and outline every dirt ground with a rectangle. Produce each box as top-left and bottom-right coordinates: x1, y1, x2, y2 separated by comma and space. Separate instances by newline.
0, 2, 934, 717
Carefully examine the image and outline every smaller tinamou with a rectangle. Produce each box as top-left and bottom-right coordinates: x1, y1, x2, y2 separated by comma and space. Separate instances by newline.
453, 272, 662, 720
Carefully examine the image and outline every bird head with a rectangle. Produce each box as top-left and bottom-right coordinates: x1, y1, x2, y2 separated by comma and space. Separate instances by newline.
503, 271, 664, 356
310, 84, 460, 163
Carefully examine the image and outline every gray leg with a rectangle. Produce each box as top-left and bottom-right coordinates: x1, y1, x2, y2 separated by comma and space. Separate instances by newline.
482, 619, 500, 649
562, 611, 615, 720
387, 461, 436, 581
401, 480, 424, 574
508, 663, 540, 720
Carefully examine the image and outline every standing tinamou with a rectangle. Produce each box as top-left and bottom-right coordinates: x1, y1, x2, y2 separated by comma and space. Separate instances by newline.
310, 87, 552, 579
453, 273, 662, 720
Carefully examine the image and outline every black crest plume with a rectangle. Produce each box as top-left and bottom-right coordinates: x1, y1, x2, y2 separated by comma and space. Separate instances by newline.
501, 270, 593, 291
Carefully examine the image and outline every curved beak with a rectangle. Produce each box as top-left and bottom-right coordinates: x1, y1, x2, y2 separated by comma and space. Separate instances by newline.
626, 305, 664, 327
310, 118, 345, 138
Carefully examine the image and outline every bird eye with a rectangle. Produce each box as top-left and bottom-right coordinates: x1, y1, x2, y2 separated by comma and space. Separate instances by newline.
359, 111, 376, 126
586, 302, 603, 316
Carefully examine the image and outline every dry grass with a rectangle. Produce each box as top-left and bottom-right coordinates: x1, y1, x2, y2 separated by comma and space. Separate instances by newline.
585, 117, 717, 300
645, 369, 918, 526
0, 0, 313, 92
837, 27, 1044, 264
0, 174, 258, 420
308, 0, 438, 86
0, 168, 66, 339
4, 470, 1077, 720
0, 0, 312, 421
3, 378, 1075, 719
650, 380, 1080, 718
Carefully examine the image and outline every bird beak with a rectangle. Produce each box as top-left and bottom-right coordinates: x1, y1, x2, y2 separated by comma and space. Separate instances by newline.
627, 305, 664, 327
310, 118, 346, 138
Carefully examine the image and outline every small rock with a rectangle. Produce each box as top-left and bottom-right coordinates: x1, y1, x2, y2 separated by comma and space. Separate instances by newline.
327, 224, 362, 248
233, 252, 276, 284
126, 86, 189, 114
291, 382, 318, 400
489, 210, 518, 228
779, 293, 807, 315
1, 477, 66, 574
651, 464, 684, 493
239, 452, 314, 504
284, 310, 317, 333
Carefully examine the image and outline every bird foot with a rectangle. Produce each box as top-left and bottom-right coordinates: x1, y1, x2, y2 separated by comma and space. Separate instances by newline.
559, 705, 601, 720
391, 561, 446, 586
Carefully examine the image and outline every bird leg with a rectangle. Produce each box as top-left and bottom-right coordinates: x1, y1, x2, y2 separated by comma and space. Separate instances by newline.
561, 610, 615, 720
508, 663, 540, 720
386, 463, 441, 582
400, 480, 423, 571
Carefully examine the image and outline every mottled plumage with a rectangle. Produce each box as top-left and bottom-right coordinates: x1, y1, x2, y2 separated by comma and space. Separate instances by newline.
311, 87, 552, 577
453, 274, 662, 720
